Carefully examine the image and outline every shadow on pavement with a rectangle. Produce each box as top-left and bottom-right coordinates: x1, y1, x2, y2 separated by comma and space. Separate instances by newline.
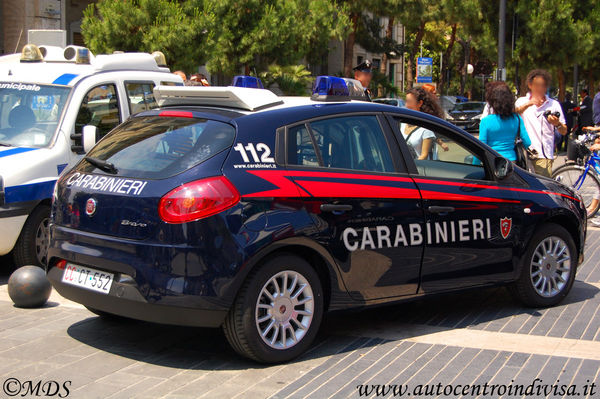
65, 279, 598, 370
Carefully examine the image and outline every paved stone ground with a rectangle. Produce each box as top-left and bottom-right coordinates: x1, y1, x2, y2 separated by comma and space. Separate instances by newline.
0, 230, 599, 398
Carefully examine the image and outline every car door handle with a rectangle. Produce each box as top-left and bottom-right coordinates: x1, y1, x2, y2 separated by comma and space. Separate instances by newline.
428, 206, 455, 214
320, 204, 353, 212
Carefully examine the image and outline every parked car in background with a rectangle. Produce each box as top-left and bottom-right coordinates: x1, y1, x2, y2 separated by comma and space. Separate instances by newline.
373, 97, 405, 108
447, 101, 485, 134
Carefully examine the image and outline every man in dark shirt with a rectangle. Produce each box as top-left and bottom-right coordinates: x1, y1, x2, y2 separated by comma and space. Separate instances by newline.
559, 92, 575, 151
579, 88, 594, 127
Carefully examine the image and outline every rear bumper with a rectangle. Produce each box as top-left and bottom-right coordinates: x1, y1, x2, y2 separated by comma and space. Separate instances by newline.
47, 267, 227, 327
47, 223, 244, 328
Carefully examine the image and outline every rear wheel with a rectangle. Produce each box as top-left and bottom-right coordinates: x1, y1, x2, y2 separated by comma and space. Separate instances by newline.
553, 165, 600, 217
223, 254, 323, 363
510, 223, 577, 307
13, 205, 50, 268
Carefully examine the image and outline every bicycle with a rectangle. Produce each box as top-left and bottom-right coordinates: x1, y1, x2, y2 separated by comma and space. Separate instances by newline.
552, 131, 600, 217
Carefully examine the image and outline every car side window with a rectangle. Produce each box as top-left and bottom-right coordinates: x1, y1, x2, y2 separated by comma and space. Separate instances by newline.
395, 118, 488, 181
75, 84, 121, 141
125, 82, 158, 115
287, 115, 395, 173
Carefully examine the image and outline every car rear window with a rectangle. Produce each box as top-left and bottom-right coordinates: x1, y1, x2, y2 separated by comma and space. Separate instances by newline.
82, 115, 235, 179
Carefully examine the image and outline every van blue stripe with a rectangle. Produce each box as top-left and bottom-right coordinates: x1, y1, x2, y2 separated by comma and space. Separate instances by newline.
52, 73, 78, 85
4, 180, 57, 203
0, 148, 37, 158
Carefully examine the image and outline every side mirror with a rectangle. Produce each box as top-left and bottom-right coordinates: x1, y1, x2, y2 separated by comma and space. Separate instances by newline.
82, 125, 97, 153
494, 156, 513, 179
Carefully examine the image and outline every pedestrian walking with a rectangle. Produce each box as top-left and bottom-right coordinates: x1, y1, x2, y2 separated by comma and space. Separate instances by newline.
479, 82, 531, 166
515, 69, 567, 177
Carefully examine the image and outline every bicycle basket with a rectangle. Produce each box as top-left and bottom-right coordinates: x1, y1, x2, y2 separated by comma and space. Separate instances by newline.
568, 141, 590, 162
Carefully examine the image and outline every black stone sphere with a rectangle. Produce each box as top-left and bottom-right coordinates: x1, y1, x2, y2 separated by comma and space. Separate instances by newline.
8, 266, 52, 308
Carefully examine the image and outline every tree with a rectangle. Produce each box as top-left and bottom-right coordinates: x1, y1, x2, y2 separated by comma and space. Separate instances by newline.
512, 0, 588, 99
355, 9, 405, 96
259, 64, 313, 96
81, 0, 213, 72
201, 0, 350, 76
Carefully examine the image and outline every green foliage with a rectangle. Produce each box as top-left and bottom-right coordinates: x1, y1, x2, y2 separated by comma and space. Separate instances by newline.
82, 0, 213, 72
82, 0, 349, 76
259, 64, 313, 96
201, 0, 351, 75
80, 0, 600, 96
369, 70, 399, 97
355, 14, 405, 58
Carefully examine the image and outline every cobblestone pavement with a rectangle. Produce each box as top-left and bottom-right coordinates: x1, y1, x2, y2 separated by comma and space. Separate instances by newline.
0, 230, 598, 398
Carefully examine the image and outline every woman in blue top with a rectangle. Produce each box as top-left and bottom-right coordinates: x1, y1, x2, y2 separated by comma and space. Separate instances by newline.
478, 82, 531, 162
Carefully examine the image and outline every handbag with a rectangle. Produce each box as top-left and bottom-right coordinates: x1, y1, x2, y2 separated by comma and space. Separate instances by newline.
513, 115, 528, 168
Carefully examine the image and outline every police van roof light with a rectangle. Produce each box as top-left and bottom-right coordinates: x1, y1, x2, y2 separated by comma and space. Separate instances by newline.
311, 76, 366, 102
232, 75, 264, 89
20, 44, 44, 63
75, 48, 90, 64
152, 51, 167, 67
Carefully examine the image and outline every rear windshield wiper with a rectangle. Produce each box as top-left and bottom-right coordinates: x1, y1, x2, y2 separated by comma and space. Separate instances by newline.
84, 156, 118, 174
0, 142, 12, 147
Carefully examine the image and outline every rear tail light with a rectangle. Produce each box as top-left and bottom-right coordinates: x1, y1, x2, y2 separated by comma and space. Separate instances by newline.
158, 176, 240, 223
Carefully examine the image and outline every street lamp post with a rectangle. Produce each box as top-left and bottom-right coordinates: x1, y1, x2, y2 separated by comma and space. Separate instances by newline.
497, 0, 507, 81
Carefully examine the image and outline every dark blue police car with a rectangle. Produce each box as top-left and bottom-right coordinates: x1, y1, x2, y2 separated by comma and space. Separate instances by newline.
47, 76, 586, 363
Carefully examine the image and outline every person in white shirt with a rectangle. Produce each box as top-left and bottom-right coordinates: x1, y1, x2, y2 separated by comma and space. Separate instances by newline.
403, 87, 447, 159
515, 69, 567, 177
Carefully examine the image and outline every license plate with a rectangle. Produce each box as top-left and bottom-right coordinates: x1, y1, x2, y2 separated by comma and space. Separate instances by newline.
61, 263, 114, 294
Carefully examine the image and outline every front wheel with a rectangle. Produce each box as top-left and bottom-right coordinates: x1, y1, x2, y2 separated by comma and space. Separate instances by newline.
13, 205, 50, 268
223, 254, 324, 363
509, 223, 577, 307
553, 165, 600, 217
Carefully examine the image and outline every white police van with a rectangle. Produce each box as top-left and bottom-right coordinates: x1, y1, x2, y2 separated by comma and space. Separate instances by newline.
0, 44, 182, 268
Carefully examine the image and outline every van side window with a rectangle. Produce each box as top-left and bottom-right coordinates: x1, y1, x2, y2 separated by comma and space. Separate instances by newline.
125, 82, 158, 115
75, 84, 121, 143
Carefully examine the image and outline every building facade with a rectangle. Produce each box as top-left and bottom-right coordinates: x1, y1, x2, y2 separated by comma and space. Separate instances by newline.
1, 0, 95, 55
327, 17, 405, 93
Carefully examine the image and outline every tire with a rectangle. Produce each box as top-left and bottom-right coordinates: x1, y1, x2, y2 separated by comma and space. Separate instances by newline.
553, 165, 600, 217
509, 223, 577, 307
222, 254, 324, 363
13, 205, 50, 268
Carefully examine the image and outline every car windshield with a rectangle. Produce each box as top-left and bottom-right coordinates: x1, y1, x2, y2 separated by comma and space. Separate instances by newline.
0, 82, 71, 147
83, 115, 235, 179
452, 102, 484, 112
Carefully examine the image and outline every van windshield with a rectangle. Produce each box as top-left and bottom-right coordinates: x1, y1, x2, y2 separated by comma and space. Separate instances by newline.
0, 82, 71, 147
82, 115, 236, 179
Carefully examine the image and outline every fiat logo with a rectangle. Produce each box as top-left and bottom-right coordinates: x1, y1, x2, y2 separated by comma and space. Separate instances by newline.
85, 198, 97, 216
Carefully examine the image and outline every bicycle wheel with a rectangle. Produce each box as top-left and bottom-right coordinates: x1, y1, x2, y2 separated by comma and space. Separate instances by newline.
553, 165, 600, 217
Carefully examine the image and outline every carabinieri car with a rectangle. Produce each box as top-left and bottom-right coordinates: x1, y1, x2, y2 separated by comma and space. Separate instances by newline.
47, 76, 586, 363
